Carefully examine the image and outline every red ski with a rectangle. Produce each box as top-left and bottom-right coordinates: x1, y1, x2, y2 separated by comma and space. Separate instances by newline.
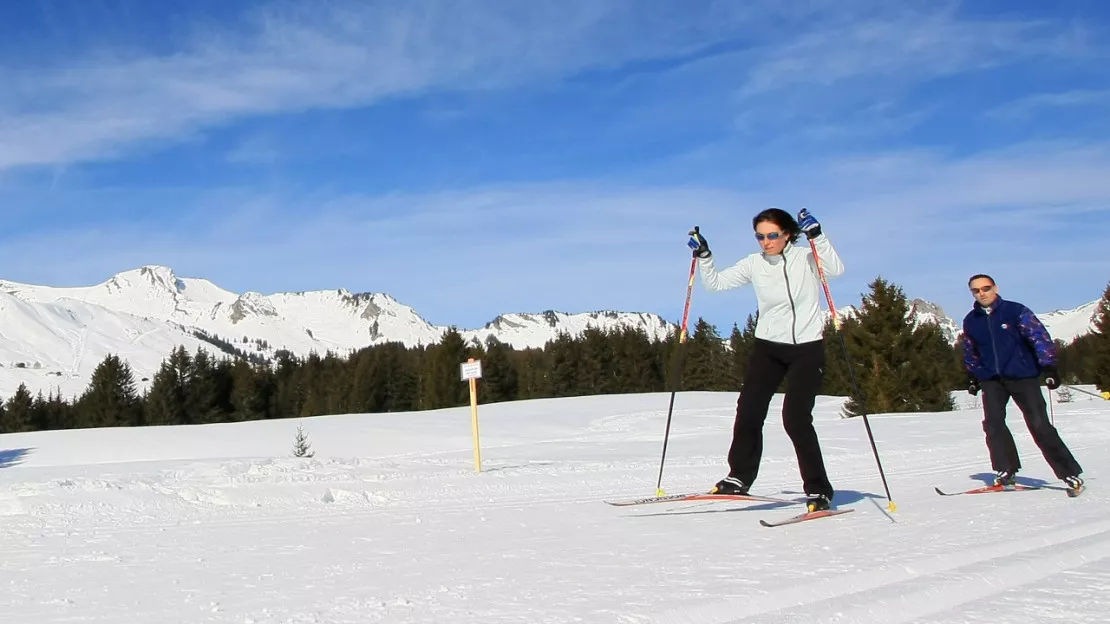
759, 508, 854, 528
605, 491, 795, 507
934, 484, 1042, 496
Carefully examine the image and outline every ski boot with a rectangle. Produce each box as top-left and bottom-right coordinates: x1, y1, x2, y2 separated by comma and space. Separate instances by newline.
1064, 475, 1085, 497
710, 476, 749, 495
806, 493, 831, 513
994, 470, 1016, 489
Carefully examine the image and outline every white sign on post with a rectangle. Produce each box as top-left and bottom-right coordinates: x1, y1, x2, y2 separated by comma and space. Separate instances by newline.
460, 360, 483, 380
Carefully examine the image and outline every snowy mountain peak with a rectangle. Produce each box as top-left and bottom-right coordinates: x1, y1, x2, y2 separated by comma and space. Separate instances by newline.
227, 292, 279, 323
117, 265, 185, 293
907, 298, 961, 343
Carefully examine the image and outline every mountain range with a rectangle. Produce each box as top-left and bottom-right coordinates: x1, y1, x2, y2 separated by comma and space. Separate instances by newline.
0, 265, 1100, 399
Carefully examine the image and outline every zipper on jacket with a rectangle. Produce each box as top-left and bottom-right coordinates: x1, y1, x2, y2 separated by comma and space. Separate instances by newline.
986, 309, 1000, 377
782, 253, 797, 343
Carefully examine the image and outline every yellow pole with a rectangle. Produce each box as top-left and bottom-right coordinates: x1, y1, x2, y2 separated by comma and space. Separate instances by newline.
468, 359, 482, 472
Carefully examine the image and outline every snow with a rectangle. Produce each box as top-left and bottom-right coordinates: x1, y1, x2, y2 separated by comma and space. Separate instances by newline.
2, 388, 1108, 622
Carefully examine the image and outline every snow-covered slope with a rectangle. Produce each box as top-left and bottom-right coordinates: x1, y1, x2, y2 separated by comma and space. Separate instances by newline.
1039, 300, 1101, 344
0, 266, 673, 397
1, 389, 1108, 622
0, 289, 215, 399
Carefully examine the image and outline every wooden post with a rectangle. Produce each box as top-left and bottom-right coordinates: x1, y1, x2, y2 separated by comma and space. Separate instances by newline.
460, 358, 483, 472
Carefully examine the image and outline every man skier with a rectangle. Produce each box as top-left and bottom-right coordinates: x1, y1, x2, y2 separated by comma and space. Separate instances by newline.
961, 274, 1084, 494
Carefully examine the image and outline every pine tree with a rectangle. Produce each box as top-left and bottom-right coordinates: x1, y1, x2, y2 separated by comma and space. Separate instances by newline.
513, 348, 551, 399
1060, 332, 1098, 384
612, 326, 664, 394
230, 359, 270, 421
292, 425, 315, 457
820, 316, 855, 396
729, 313, 758, 386
420, 327, 470, 409
547, 332, 581, 397
317, 352, 349, 416
578, 327, 618, 395
1, 384, 33, 433
481, 336, 519, 403
659, 320, 687, 393
30, 391, 49, 431
1089, 282, 1110, 393
270, 350, 304, 420
841, 277, 955, 416
298, 352, 328, 417
382, 343, 419, 412
144, 348, 190, 426
683, 317, 731, 390
906, 319, 962, 401
347, 347, 385, 413
76, 354, 143, 427
29, 390, 73, 431
952, 336, 969, 384
187, 349, 230, 423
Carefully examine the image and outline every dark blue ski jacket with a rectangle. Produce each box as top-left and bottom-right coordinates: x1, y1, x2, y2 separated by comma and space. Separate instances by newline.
961, 296, 1058, 381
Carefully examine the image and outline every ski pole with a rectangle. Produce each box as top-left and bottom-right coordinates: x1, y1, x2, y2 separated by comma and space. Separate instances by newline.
809, 237, 897, 513
655, 246, 698, 496
1048, 386, 1054, 425
1064, 384, 1110, 401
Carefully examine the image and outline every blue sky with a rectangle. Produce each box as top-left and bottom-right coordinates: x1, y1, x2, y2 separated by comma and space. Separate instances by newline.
1, 0, 1109, 333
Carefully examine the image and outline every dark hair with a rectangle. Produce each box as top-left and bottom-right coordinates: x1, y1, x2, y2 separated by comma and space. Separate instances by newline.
752, 208, 801, 243
968, 273, 995, 286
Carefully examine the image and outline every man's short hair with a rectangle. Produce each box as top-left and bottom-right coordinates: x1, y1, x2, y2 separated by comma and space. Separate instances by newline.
968, 273, 995, 287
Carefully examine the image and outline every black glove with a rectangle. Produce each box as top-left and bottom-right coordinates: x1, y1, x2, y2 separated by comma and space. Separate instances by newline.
687, 226, 710, 258
967, 375, 980, 396
1043, 368, 1060, 390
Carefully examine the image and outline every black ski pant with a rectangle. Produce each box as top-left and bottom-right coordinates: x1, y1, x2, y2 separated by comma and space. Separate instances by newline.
981, 377, 1082, 479
727, 338, 833, 500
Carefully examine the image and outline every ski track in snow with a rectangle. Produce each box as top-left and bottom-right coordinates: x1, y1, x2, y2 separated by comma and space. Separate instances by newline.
0, 390, 1108, 623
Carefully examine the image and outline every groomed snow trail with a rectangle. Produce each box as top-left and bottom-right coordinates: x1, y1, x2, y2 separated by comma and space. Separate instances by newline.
0, 390, 1107, 623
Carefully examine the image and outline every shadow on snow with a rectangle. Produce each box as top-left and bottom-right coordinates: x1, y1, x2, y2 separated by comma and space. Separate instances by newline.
0, 448, 33, 468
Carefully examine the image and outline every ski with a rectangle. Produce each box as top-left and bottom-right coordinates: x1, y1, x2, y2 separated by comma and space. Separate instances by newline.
934, 484, 1042, 496
1067, 485, 1086, 498
759, 508, 854, 528
604, 491, 796, 507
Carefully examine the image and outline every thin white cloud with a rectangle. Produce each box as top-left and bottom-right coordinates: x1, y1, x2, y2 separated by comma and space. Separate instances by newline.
988, 88, 1110, 120
737, 9, 1073, 98
572, 3, 1096, 151
0, 0, 783, 171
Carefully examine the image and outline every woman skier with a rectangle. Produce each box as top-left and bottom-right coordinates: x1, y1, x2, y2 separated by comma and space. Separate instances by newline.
687, 208, 844, 512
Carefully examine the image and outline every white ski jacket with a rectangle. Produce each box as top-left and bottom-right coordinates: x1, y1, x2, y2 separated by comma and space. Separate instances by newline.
697, 233, 844, 345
